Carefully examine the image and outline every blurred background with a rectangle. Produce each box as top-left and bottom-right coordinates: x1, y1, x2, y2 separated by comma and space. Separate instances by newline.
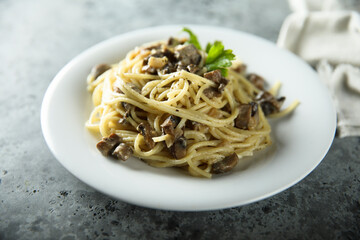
0, 0, 359, 239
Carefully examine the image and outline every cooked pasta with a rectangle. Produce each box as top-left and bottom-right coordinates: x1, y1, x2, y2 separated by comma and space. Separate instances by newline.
85, 29, 298, 178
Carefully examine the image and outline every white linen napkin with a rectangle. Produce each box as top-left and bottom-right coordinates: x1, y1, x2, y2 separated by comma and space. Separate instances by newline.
277, 1, 360, 137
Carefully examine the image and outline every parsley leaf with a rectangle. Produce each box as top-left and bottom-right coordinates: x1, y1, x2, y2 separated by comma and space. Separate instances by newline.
205, 41, 235, 76
182, 27, 202, 50
181, 28, 235, 76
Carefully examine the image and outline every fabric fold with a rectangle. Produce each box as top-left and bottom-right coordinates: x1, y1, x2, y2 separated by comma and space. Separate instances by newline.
277, 1, 360, 137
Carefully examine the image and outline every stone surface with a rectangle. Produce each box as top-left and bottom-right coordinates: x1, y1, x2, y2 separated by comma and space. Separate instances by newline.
0, 0, 359, 239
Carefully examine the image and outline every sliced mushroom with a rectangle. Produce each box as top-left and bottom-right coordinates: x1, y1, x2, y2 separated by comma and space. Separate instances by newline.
142, 47, 177, 75
217, 78, 229, 92
211, 153, 239, 174
203, 87, 222, 99
203, 70, 229, 97
121, 102, 133, 118
90, 64, 111, 79
234, 102, 259, 130
174, 44, 202, 66
247, 73, 265, 90
161, 115, 181, 136
148, 56, 168, 69
142, 65, 157, 75
204, 69, 222, 83
96, 133, 121, 156
137, 122, 155, 149
256, 91, 285, 116
160, 115, 182, 148
169, 136, 187, 159
186, 64, 200, 74
112, 143, 133, 161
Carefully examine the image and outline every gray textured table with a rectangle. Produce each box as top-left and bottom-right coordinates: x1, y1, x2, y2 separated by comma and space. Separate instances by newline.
1, 0, 359, 239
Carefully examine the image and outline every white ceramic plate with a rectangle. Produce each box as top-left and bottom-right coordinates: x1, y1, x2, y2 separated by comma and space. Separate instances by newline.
41, 25, 336, 211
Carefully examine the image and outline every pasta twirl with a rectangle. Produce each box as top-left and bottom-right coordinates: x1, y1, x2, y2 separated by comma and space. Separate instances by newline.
85, 29, 298, 178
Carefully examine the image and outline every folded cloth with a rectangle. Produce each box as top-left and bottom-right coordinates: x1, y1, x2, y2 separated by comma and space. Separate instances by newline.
318, 61, 360, 137
278, 11, 360, 66
277, 5, 360, 137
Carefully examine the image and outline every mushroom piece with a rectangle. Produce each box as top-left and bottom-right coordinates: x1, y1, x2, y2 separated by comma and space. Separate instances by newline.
234, 102, 259, 130
118, 83, 140, 119
169, 136, 187, 159
121, 102, 133, 118
247, 73, 265, 90
256, 91, 285, 116
148, 56, 168, 69
161, 115, 181, 136
142, 48, 177, 75
161, 115, 182, 148
203, 70, 229, 98
137, 122, 155, 149
174, 44, 202, 66
186, 64, 200, 74
204, 69, 222, 83
203, 87, 222, 99
112, 143, 133, 161
90, 64, 111, 79
96, 134, 133, 161
142, 65, 157, 75
96, 133, 121, 156
204, 70, 229, 91
211, 153, 239, 174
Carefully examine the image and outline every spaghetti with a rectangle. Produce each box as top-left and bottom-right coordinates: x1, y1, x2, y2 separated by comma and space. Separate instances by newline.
86, 30, 299, 178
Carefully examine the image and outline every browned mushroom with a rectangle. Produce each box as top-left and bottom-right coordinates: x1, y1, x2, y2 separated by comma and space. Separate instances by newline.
247, 73, 265, 90
90, 64, 111, 79
256, 91, 285, 116
147, 56, 168, 69
96, 133, 121, 156
174, 44, 202, 66
142, 65, 157, 75
204, 70, 229, 88
137, 122, 155, 149
186, 64, 200, 74
203, 87, 222, 99
121, 102, 133, 118
211, 153, 239, 174
96, 134, 133, 161
112, 143, 133, 161
234, 102, 259, 130
203, 70, 229, 98
161, 115, 183, 148
169, 136, 187, 159
204, 69, 222, 83
161, 115, 180, 136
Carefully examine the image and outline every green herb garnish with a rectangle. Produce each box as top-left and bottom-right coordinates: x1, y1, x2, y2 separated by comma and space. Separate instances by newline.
205, 41, 235, 76
182, 27, 202, 50
182, 28, 235, 76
